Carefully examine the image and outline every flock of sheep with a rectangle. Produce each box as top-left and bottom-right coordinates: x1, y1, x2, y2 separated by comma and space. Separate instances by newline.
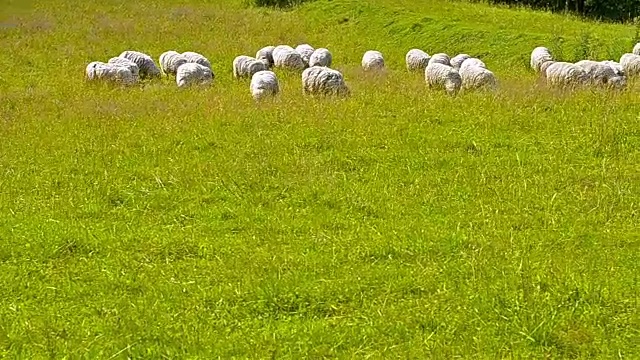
85, 42, 640, 99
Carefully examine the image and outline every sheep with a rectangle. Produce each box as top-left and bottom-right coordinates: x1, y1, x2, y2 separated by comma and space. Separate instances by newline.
256, 46, 275, 67
273, 46, 306, 71
459, 58, 487, 72
308, 48, 332, 67
176, 63, 214, 88
620, 53, 640, 77
634, 43, 640, 55
159, 51, 187, 76
107, 57, 140, 80
574, 60, 626, 89
450, 54, 471, 70
425, 63, 462, 96
601, 60, 624, 76
182, 51, 211, 69
119, 50, 161, 79
405, 49, 430, 72
544, 62, 589, 87
531, 47, 553, 73
428, 53, 451, 66
86, 62, 135, 85
250, 70, 279, 100
459, 65, 497, 91
233, 55, 269, 79
295, 44, 315, 67
362, 50, 385, 71
302, 66, 350, 96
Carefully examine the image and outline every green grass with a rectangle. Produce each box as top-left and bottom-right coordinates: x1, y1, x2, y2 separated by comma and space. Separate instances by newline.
1, 0, 639, 358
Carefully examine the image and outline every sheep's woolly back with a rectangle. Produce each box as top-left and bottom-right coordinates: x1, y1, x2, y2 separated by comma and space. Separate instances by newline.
428, 53, 451, 66
620, 53, 640, 77
273, 47, 305, 71
108, 57, 140, 79
600, 60, 624, 76
256, 46, 275, 67
574, 60, 624, 88
531, 47, 553, 73
302, 66, 349, 96
272, 45, 295, 61
119, 50, 161, 79
182, 51, 211, 69
233, 55, 268, 79
405, 49, 430, 72
362, 50, 385, 71
545, 62, 588, 87
459, 65, 497, 91
425, 63, 461, 95
86, 61, 135, 85
159, 51, 187, 76
459, 58, 486, 72
250, 70, 279, 100
450, 54, 471, 70
176, 63, 214, 88
309, 48, 332, 67
295, 44, 315, 67
634, 43, 640, 55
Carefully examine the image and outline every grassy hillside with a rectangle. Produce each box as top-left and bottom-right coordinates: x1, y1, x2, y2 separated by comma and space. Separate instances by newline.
0, 0, 638, 358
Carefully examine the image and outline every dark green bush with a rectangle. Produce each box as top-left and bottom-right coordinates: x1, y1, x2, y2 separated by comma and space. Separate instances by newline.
482, 0, 639, 22
253, 0, 312, 8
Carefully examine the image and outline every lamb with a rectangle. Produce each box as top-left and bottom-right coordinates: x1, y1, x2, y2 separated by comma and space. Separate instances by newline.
405, 49, 430, 72
620, 53, 640, 77
308, 48, 332, 67
250, 70, 279, 100
107, 57, 140, 80
176, 63, 214, 88
86, 62, 135, 85
531, 47, 553, 73
428, 53, 451, 66
159, 51, 187, 76
119, 50, 161, 79
544, 62, 589, 87
425, 63, 462, 96
272, 46, 306, 71
450, 54, 471, 70
233, 55, 269, 79
459, 64, 497, 91
362, 50, 385, 71
302, 66, 350, 96
574, 60, 626, 88
634, 43, 640, 55
182, 51, 211, 69
459, 58, 486, 71
295, 44, 315, 67
256, 46, 275, 67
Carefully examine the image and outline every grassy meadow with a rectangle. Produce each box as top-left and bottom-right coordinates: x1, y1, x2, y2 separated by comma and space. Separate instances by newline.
0, 0, 639, 357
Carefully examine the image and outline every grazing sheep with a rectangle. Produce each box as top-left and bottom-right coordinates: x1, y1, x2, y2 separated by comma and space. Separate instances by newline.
308, 48, 332, 67
176, 63, 214, 88
425, 63, 462, 96
601, 60, 624, 76
159, 51, 187, 76
459, 65, 497, 91
182, 51, 211, 69
428, 53, 451, 66
250, 70, 279, 100
544, 62, 589, 87
273, 46, 306, 71
620, 53, 640, 77
405, 49, 430, 72
302, 66, 349, 96
531, 47, 553, 73
362, 50, 385, 71
295, 44, 315, 67
459, 58, 486, 71
119, 50, 161, 79
107, 57, 140, 80
86, 62, 135, 85
233, 55, 269, 79
450, 54, 471, 70
256, 46, 275, 67
574, 60, 626, 88
634, 43, 640, 55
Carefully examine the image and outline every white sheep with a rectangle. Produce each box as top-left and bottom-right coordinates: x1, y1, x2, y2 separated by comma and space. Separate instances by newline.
362, 50, 385, 71
450, 54, 471, 70
250, 70, 279, 100
182, 51, 211, 69
308, 48, 332, 67
302, 66, 350, 96
295, 44, 315, 67
459, 58, 486, 71
159, 51, 187, 76
531, 47, 553, 73
620, 53, 640, 77
601, 60, 624, 76
119, 50, 161, 79
86, 62, 135, 85
459, 65, 497, 91
574, 60, 626, 88
544, 62, 589, 87
176, 63, 214, 88
107, 57, 140, 80
256, 46, 275, 67
425, 63, 462, 96
405, 49, 430, 72
233, 55, 269, 79
428, 53, 451, 66
634, 43, 640, 55
273, 46, 306, 71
